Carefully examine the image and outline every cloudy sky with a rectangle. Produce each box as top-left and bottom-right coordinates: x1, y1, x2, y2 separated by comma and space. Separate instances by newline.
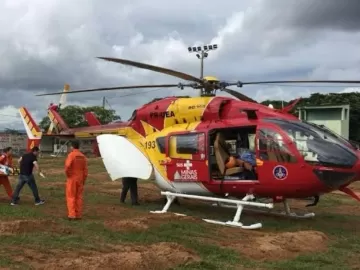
1, 0, 360, 129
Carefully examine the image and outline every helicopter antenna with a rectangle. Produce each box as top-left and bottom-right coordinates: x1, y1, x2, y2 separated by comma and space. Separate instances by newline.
188, 44, 218, 96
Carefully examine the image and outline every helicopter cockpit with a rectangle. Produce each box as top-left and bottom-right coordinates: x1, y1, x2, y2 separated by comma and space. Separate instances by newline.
208, 118, 358, 182
264, 118, 358, 168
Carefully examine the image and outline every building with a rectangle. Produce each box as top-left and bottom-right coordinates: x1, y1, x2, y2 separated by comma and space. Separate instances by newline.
0, 132, 27, 157
40, 135, 98, 157
298, 104, 350, 139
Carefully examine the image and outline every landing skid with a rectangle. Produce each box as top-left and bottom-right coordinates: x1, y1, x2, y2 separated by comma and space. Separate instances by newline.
150, 191, 273, 229
213, 199, 315, 219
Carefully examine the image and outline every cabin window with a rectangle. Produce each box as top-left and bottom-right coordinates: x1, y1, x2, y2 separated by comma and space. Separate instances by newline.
257, 128, 297, 163
156, 137, 166, 154
169, 133, 204, 158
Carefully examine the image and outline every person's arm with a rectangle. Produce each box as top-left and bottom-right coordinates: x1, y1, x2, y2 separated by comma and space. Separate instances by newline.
18, 156, 22, 164
65, 153, 73, 177
8, 156, 13, 168
83, 157, 88, 182
0, 155, 5, 164
33, 160, 40, 172
32, 155, 43, 175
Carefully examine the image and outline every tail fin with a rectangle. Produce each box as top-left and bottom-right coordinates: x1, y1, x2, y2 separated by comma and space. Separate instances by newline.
47, 109, 69, 133
280, 98, 301, 113
18, 107, 42, 151
47, 83, 70, 134
59, 83, 70, 107
84, 112, 101, 126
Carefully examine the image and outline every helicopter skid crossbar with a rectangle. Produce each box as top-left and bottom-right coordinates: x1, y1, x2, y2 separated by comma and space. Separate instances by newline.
150, 191, 274, 230
213, 199, 315, 219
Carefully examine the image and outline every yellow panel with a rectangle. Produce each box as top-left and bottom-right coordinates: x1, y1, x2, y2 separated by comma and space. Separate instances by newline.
144, 121, 202, 182
141, 120, 159, 136
163, 97, 213, 128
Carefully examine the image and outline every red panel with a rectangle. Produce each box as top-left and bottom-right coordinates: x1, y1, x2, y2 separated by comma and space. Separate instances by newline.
27, 139, 41, 151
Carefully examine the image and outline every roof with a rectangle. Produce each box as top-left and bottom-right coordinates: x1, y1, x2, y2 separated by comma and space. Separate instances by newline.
298, 104, 350, 110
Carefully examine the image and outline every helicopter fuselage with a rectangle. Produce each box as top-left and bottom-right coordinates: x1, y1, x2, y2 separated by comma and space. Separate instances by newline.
140, 111, 360, 201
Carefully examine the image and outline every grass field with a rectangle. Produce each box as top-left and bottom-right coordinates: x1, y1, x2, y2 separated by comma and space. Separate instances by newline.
0, 156, 359, 269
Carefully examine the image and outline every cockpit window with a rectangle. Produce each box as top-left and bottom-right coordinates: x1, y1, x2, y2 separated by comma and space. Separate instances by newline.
264, 118, 357, 168
128, 110, 137, 121
258, 128, 297, 163
306, 122, 357, 149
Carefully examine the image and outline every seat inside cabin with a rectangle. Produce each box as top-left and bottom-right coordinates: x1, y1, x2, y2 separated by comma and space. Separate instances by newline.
210, 127, 258, 180
214, 132, 244, 176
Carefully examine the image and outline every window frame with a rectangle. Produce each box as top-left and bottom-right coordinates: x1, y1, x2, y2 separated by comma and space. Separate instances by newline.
256, 123, 301, 163
156, 136, 166, 154
166, 132, 206, 160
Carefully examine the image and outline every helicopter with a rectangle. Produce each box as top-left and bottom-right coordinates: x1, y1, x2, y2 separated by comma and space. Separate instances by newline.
37, 57, 360, 229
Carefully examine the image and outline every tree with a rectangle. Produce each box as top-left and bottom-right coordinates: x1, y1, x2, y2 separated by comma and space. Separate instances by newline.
39, 105, 121, 131
261, 92, 360, 142
4, 128, 21, 134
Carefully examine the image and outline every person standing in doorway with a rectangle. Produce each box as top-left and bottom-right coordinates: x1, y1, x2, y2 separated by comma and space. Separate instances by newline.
120, 177, 139, 205
0, 147, 14, 199
10, 146, 45, 206
65, 140, 88, 220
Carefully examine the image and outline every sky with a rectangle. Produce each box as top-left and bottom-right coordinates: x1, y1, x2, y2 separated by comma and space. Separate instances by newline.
1, 0, 360, 129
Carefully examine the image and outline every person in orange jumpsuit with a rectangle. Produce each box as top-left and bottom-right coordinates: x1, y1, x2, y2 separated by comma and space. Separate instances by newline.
65, 140, 88, 220
0, 147, 14, 199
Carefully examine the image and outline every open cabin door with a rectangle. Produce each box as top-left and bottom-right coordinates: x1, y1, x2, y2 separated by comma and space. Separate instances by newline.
255, 123, 302, 183
164, 131, 209, 183
96, 134, 153, 180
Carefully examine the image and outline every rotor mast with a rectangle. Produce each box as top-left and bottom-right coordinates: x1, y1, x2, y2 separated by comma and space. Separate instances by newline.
188, 44, 218, 96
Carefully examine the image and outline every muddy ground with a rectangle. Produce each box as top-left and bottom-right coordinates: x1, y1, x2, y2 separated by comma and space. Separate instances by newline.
0, 157, 359, 269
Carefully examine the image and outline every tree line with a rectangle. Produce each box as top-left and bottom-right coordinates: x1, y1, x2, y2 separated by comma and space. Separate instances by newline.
261, 92, 360, 142
39, 105, 121, 131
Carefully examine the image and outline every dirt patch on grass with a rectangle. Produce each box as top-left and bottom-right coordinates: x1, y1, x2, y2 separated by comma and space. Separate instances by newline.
104, 213, 196, 232
44, 168, 65, 175
327, 204, 360, 216
16, 242, 200, 270
225, 230, 328, 261
0, 220, 73, 235
198, 227, 328, 262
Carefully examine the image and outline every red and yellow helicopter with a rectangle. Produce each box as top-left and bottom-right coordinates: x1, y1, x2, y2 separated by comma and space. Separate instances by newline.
37, 57, 360, 229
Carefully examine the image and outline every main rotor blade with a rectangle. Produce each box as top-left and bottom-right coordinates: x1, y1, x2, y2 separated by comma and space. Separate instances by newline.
223, 88, 258, 103
36, 84, 178, 96
241, 80, 360, 86
98, 57, 203, 84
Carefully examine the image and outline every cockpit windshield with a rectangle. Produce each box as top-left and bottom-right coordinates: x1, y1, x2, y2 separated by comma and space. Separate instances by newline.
306, 122, 359, 150
264, 118, 358, 168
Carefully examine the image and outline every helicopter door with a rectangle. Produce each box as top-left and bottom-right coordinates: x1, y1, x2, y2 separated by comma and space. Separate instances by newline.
165, 131, 209, 183
256, 124, 302, 182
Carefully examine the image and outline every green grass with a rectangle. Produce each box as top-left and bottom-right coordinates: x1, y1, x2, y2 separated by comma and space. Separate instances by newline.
1, 156, 360, 269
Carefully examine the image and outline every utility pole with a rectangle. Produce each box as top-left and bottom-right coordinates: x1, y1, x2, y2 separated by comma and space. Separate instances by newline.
102, 97, 106, 108
188, 44, 218, 95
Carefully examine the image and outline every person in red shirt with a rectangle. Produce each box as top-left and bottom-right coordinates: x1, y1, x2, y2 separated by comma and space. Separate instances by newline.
0, 147, 14, 198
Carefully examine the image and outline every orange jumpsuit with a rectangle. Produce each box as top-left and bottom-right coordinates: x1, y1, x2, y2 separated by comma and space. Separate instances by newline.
65, 149, 88, 219
0, 154, 13, 198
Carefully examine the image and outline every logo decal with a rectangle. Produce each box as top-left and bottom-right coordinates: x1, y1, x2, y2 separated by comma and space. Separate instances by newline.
273, 165, 288, 180
174, 160, 197, 181
184, 160, 193, 170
